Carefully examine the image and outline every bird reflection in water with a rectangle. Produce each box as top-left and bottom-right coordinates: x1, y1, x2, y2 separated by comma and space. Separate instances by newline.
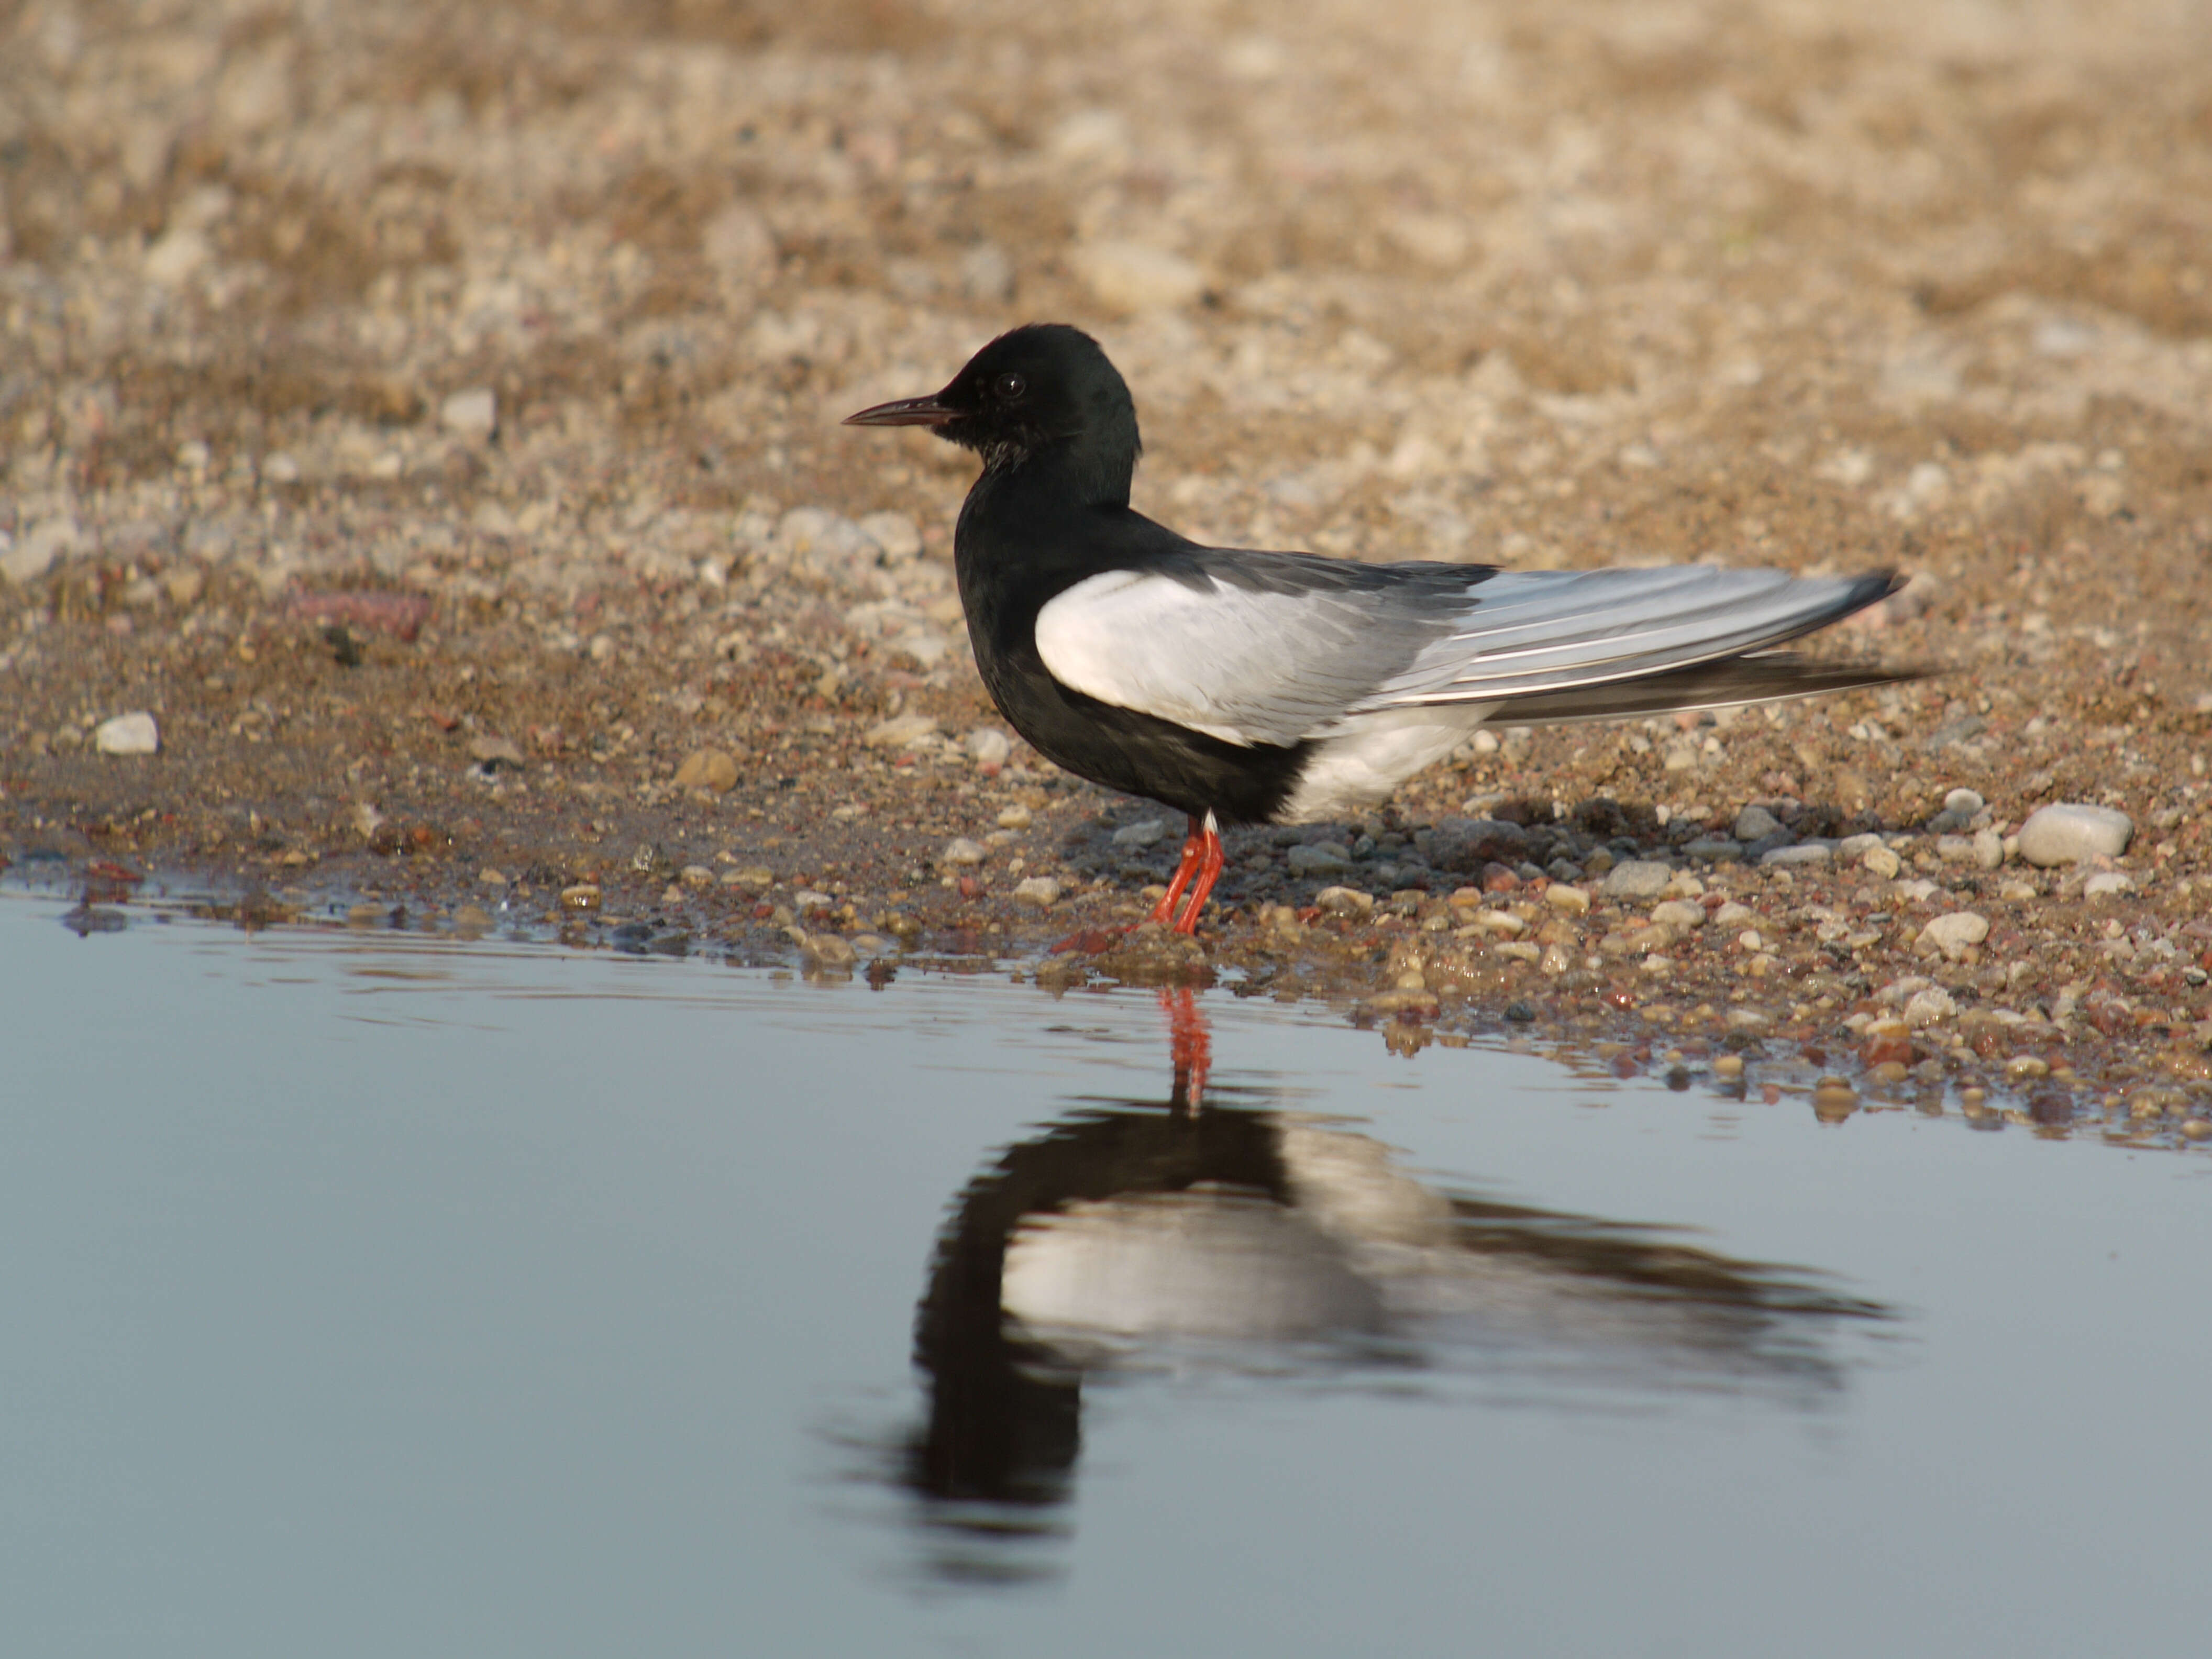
901, 990, 1889, 1579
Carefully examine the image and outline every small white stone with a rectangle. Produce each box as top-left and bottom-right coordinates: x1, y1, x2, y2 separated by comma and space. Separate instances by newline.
1113, 817, 1168, 849
2083, 871, 2134, 899
439, 387, 497, 438
1943, 787, 1985, 815
996, 804, 1032, 830
965, 727, 1013, 766
865, 713, 939, 748
2, 517, 80, 584
940, 837, 986, 867
1315, 885, 1375, 915
2017, 803, 2133, 866
1903, 987, 1958, 1026
856, 511, 922, 562
1860, 845, 1903, 879
1650, 899, 1707, 928
1071, 240, 1205, 312
94, 711, 160, 755
1013, 877, 1063, 908
1918, 911, 1990, 959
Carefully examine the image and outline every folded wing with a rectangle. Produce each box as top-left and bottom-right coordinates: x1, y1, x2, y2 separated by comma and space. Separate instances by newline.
1033, 555, 1901, 747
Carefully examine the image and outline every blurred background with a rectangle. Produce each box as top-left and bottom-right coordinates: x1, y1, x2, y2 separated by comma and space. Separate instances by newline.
3, 0, 2209, 714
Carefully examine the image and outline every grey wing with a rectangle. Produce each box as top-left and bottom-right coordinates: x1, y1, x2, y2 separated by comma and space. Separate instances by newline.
1352, 567, 1902, 710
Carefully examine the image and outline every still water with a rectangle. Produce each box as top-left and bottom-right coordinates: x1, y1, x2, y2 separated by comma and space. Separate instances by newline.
3, 887, 2209, 1657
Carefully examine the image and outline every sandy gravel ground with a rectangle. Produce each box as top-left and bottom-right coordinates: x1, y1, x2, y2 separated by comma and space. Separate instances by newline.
4, 0, 2211, 1133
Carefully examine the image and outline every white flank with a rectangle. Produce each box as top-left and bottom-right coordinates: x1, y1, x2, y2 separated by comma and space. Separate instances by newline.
1280, 704, 1498, 822
1034, 569, 1390, 747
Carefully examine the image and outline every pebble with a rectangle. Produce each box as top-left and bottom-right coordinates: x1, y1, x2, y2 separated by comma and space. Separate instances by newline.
479, 867, 508, 886
1650, 899, 1706, 929
1733, 804, 1783, 841
2182, 1119, 2212, 1142
1013, 876, 1063, 908
680, 865, 714, 887
1544, 884, 1591, 914
1427, 817, 1529, 872
940, 837, 986, 866
93, 711, 160, 755
2, 517, 80, 583
1288, 842, 1352, 876
1762, 843, 1832, 866
2083, 870, 2134, 899
996, 804, 1033, 830
725, 865, 774, 887
1713, 1055, 1744, 1078
470, 734, 526, 770
1972, 828, 2004, 869
802, 933, 857, 971
1943, 787, 1986, 815
1113, 817, 1168, 848
559, 883, 601, 910
1903, 986, 1957, 1026
1681, 837, 1742, 862
1918, 911, 1990, 958
1071, 239, 1205, 311
439, 386, 497, 439
453, 904, 493, 934
855, 510, 922, 561
865, 713, 939, 749
1315, 885, 1375, 915
1712, 901, 1755, 928
1860, 844, 1903, 879
2017, 802, 2132, 866
965, 727, 1012, 766
674, 748, 738, 792
1602, 859, 1673, 900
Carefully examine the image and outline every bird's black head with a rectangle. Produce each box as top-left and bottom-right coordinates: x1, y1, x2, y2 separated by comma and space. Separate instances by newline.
844, 324, 1142, 506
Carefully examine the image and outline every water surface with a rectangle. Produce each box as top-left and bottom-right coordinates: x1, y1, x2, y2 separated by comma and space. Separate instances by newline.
3, 890, 2208, 1658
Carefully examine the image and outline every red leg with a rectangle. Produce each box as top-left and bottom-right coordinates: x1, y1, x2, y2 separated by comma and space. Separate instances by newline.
1147, 814, 1205, 927
1160, 985, 1212, 1112
1170, 813, 1225, 936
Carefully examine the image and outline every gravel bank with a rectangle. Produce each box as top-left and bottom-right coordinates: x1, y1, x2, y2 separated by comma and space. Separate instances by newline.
4, 0, 2210, 1133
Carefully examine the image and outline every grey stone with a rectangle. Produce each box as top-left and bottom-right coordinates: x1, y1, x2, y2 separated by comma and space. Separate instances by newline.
1762, 843, 1833, 866
1428, 816, 1529, 872
2017, 803, 2132, 866
1013, 877, 1063, 908
1733, 804, 1783, 841
940, 837, 986, 867
1113, 818, 1168, 849
1943, 787, 1986, 815
1288, 842, 1352, 876
1602, 859, 1673, 899
1682, 837, 1743, 862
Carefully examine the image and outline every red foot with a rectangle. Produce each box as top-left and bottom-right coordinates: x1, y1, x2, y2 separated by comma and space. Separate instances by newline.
1144, 811, 1224, 936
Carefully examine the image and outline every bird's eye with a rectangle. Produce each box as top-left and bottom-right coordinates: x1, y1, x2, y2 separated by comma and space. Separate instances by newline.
992, 372, 1027, 401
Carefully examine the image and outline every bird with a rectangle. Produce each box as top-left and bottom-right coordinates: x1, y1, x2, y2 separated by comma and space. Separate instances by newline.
846, 324, 1909, 936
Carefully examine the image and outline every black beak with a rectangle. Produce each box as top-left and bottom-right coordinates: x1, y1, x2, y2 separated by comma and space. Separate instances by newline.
842, 392, 959, 427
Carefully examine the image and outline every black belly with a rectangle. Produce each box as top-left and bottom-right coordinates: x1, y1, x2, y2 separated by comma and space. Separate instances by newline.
979, 652, 1312, 825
